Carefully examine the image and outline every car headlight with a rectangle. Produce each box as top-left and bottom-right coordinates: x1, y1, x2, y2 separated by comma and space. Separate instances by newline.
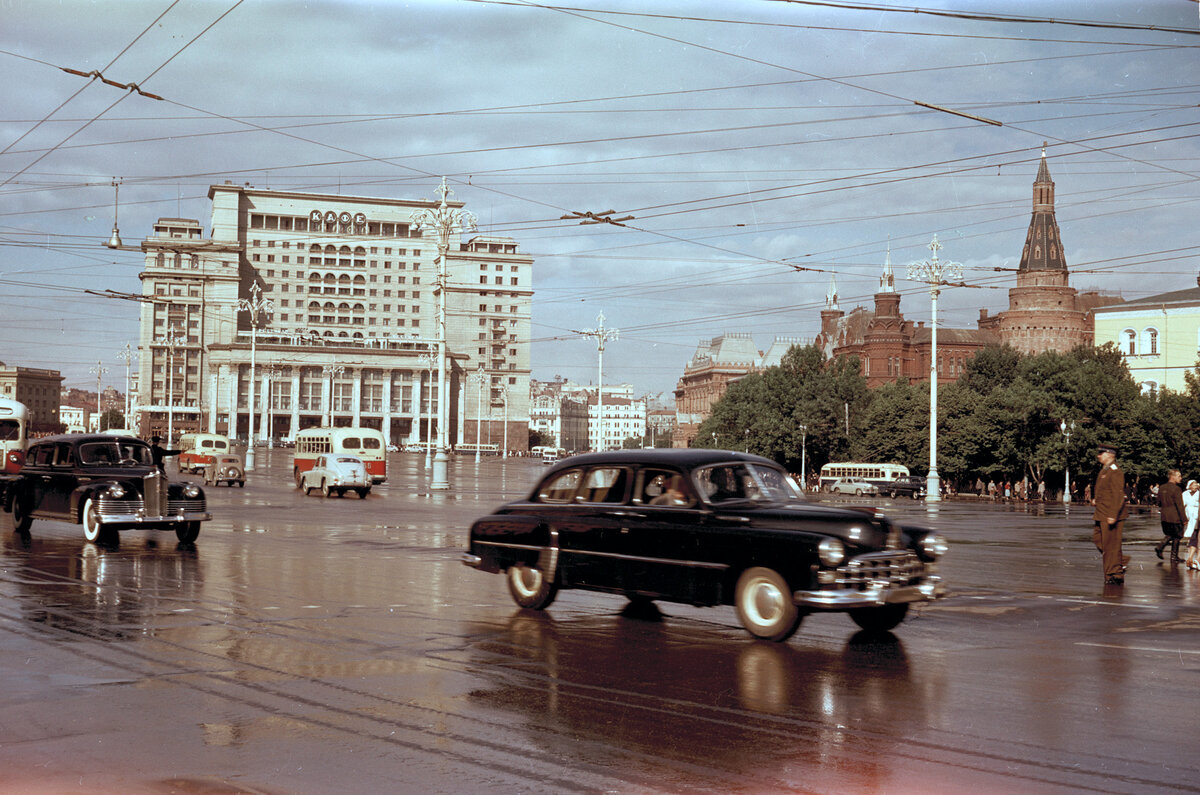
818, 537, 845, 567
918, 533, 949, 560
106, 484, 126, 499
182, 483, 201, 498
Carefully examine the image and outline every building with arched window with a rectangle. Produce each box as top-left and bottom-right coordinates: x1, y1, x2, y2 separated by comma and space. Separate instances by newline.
1093, 274, 1200, 395
135, 184, 533, 449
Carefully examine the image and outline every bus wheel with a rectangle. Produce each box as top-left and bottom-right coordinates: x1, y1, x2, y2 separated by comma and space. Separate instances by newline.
294, 469, 303, 488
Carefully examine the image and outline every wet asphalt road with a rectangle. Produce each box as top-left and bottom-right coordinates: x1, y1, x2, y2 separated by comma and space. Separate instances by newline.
1, 451, 1199, 794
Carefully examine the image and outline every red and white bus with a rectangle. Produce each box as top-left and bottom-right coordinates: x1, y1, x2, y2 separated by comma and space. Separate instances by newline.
293, 426, 387, 485
177, 433, 231, 474
0, 398, 28, 474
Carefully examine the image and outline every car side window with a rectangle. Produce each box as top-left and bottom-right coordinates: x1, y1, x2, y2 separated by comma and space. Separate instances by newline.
578, 467, 629, 504
53, 443, 74, 467
698, 464, 750, 503
637, 468, 696, 508
538, 469, 582, 503
30, 445, 53, 467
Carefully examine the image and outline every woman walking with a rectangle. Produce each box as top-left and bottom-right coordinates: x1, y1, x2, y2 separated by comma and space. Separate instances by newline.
1184, 480, 1200, 570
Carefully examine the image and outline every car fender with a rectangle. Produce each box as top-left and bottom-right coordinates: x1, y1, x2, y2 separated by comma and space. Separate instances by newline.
70, 482, 120, 522
469, 513, 556, 572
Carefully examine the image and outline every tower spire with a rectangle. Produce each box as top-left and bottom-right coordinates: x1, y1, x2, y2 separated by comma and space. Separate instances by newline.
879, 239, 895, 292
825, 271, 839, 309
1019, 144, 1066, 273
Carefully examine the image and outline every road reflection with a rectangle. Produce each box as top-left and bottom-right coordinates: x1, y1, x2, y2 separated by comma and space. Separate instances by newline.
462, 608, 943, 788
0, 531, 202, 641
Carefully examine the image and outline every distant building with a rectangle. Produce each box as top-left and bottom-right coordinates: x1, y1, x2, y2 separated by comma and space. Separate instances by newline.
646, 408, 675, 446
59, 406, 89, 431
1093, 274, 1200, 396
589, 396, 646, 451
0, 363, 63, 433
134, 182, 533, 449
671, 334, 805, 448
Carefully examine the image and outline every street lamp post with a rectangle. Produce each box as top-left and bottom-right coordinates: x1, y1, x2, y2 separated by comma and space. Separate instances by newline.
414, 178, 476, 490
501, 386, 508, 459
1060, 419, 1075, 504
574, 312, 619, 452
155, 324, 186, 445
472, 364, 486, 463
323, 364, 345, 427
237, 282, 273, 471
265, 365, 281, 449
907, 235, 962, 503
116, 343, 135, 430
89, 360, 108, 430
421, 350, 436, 469
799, 424, 808, 492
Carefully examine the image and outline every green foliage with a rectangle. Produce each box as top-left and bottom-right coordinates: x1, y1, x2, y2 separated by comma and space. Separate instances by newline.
99, 408, 125, 431
696, 341, 1196, 490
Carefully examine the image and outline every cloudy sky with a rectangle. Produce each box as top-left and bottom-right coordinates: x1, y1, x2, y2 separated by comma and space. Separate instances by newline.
2, 0, 1197, 400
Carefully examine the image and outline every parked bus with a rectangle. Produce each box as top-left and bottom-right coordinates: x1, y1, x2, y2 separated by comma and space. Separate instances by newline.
818, 462, 909, 492
293, 426, 387, 485
456, 443, 500, 456
177, 433, 231, 474
0, 398, 28, 474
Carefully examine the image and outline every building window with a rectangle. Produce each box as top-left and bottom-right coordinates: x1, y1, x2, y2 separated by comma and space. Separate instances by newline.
1122, 329, 1136, 356
1143, 327, 1159, 356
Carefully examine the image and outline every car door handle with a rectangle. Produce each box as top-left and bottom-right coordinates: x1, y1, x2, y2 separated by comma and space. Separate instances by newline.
606, 510, 645, 519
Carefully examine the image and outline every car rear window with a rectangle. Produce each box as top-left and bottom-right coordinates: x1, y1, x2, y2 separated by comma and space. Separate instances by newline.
538, 469, 582, 503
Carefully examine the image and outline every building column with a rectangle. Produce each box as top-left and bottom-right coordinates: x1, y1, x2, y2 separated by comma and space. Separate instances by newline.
457, 378, 467, 448
412, 373, 423, 444
321, 373, 332, 427
208, 370, 219, 433
352, 367, 362, 426
260, 370, 271, 442
289, 369, 301, 438
381, 371, 393, 446
225, 365, 237, 439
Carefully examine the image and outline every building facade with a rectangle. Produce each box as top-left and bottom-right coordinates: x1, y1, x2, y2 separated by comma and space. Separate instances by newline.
135, 183, 533, 449
588, 396, 647, 451
1093, 275, 1200, 396
0, 364, 62, 433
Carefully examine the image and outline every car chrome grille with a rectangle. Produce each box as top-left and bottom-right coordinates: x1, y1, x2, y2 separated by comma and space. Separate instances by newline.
144, 471, 168, 515
168, 498, 206, 514
836, 550, 925, 590
95, 497, 206, 517
97, 497, 142, 517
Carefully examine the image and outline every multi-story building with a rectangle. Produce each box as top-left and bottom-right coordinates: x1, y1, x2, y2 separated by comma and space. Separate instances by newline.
59, 406, 89, 431
588, 396, 646, 451
0, 363, 62, 433
1093, 274, 1200, 396
135, 182, 533, 448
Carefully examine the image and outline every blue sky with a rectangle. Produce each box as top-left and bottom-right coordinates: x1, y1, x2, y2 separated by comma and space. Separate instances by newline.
2, 0, 1197, 399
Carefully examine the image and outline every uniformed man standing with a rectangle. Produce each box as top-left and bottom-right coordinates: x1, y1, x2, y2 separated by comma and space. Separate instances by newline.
1092, 443, 1130, 584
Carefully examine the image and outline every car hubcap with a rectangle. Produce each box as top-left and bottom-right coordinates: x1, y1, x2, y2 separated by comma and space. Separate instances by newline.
750, 579, 783, 624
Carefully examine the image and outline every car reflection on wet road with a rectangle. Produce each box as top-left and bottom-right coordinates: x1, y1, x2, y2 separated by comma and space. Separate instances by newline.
1, 450, 1198, 793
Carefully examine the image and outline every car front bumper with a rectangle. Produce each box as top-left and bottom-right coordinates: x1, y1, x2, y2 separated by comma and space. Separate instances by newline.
794, 575, 945, 609
98, 511, 212, 525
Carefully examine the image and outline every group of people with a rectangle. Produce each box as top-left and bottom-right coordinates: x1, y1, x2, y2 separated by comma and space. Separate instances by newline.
1092, 443, 1200, 586
1154, 467, 1200, 570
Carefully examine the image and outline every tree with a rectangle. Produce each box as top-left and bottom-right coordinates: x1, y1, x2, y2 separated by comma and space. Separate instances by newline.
99, 408, 125, 431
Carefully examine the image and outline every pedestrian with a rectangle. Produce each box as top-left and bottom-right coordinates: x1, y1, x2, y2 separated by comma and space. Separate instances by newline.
1091, 443, 1130, 584
1037, 480, 1046, 501
149, 435, 181, 473
975, 477, 984, 495
1155, 469, 1186, 562
988, 480, 997, 500
1084, 483, 1092, 503
1184, 480, 1200, 570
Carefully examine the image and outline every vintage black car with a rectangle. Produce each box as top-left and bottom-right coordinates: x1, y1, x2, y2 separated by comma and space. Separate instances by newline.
6, 434, 211, 543
463, 449, 947, 641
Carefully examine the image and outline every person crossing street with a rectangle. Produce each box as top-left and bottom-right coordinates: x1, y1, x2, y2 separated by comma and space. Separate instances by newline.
1092, 443, 1130, 585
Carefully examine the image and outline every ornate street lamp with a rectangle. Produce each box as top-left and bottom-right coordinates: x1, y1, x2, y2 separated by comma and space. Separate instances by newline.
155, 324, 186, 444
907, 235, 962, 503
420, 350, 436, 469
1060, 419, 1075, 504
471, 364, 487, 463
414, 178, 476, 490
323, 363, 345, 427
116, 343, 135, 430
237, 282, 273, 471
574, 311, 619, 451
89, 360, 108, 430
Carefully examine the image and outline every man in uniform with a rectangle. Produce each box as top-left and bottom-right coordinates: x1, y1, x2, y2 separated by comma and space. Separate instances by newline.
1156, 469, 1186, 562
1092, 443, 1130, 584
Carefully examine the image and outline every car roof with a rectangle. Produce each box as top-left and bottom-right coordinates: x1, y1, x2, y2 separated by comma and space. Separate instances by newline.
545, 448, 782, 473
32, 433, 146, 446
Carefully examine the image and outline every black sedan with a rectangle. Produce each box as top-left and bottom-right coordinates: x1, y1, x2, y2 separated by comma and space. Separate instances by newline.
463, 449, 947, 641
7, 434, 211, 544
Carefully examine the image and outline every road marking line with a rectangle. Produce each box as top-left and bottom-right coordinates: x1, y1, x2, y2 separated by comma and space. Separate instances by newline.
1077, 642, 1200, 654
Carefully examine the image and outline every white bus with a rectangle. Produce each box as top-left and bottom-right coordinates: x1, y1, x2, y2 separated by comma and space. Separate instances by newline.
0, 398, 28, 474
294, 426, 388, 485
818, 462, 909, 492
456, 443, 500, 456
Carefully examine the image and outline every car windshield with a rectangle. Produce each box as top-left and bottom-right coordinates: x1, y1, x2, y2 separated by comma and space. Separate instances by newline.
79, 441, 152, 466
696, 462, 802, 505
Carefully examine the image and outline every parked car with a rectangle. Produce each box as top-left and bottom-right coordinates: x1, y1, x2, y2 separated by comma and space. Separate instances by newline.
203, 454, 245, 487
828, 477, 879, 496
5, 433, 211, 544
886, 476, 926, 499
298, 454, 371, 498
462, 449, 947, 641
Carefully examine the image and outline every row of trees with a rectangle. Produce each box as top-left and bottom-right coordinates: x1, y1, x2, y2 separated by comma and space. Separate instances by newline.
697, 343, 1200, 492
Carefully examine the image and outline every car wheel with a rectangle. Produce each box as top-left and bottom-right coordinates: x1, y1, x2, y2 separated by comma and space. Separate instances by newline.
175, 522, 200, 544
735, 567, 801, 642
322, 480, 333, 498
82, 497, 107, 543
294, 469, 303, 489
356, 488, 369, 499
237, 481, 245, 488
10, 491, 33, 533
506, 563, 558, 609
889, 489, 897, 498
849, 603, 909, 633
854, 488, 863, 496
